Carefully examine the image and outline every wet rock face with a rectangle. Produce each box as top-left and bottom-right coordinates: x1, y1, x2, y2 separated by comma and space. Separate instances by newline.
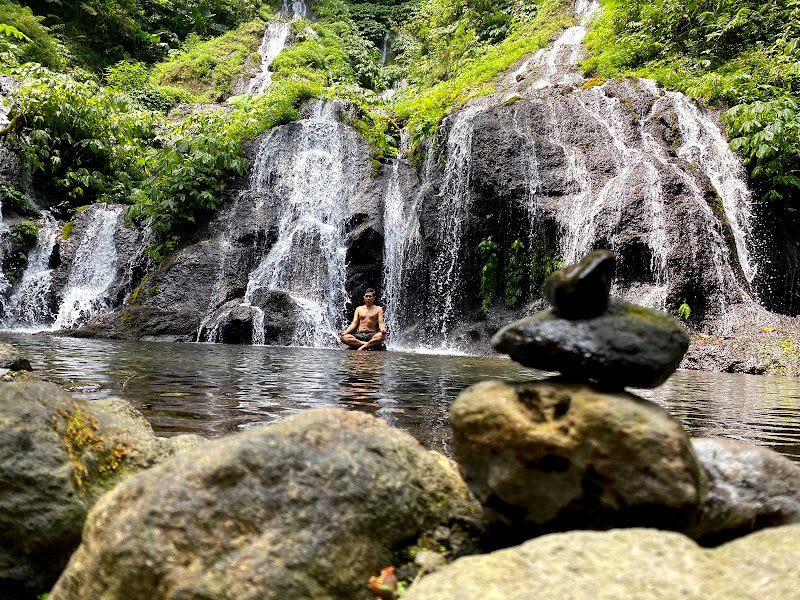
689, 438, 800, 545
403, 525, 800, 600
493, 297, 689, 388
0, 381, 203, 599
50, 409, 481, 600
449, 380, 706, 545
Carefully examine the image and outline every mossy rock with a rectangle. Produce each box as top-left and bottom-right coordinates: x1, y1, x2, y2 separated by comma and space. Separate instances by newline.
0, 381, 205, 598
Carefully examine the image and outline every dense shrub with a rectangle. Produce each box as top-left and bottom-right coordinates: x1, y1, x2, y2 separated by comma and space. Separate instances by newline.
0, 0, 63, 69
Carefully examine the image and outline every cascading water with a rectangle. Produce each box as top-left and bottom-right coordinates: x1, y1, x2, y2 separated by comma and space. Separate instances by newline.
508, 0, 600, 90
1, 215, 60, 329
53, 205, 124, 329
381, 159, 426, 346
247, 0, 308, 94
671, 92, 756, 285
248, 23, 291, 94
380, 33, 392, 66
428, 107, 485, 344
240, 101, 361, 346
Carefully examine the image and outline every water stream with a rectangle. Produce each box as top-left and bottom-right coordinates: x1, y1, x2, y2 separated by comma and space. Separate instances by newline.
53, 205, 124, 329
246, 0, 308, 94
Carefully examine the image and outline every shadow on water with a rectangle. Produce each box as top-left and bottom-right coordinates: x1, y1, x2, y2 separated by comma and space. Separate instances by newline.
3, 332, 800, 460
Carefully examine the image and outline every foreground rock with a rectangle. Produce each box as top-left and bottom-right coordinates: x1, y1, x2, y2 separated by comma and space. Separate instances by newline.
689, 437, 800, 545
404, 525, 800, 600
0, 382, 203, 599
492, 297, 690, 388
449, 380, 706, 545
50, 409, 482, 600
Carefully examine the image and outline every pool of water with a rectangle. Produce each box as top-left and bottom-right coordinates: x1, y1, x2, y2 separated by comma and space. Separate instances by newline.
3, 333, 800, 460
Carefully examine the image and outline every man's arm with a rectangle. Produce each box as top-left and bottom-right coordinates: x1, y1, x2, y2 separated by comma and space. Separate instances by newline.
339, 308, 360, 335
377, 307, 388, 334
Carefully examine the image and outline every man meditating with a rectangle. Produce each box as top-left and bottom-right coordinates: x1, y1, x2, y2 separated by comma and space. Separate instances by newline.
339, 288, 388, 351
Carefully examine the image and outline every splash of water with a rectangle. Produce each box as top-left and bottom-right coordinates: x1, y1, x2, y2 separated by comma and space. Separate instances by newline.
53, 205, 124, 329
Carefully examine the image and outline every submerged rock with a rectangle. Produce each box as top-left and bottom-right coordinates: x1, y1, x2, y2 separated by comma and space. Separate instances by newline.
0, 382, 203, 599
689, 437, 800, 545
403, 524, 800, 600
543, 250, 615, 319
492, 297, 689, 388
50, 409, 482, 600
449, 380, 706, 545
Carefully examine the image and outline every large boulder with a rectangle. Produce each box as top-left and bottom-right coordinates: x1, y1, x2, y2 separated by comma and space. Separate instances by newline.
688, 437, 800, 545
449, 380, 706, 545
0, 381, 203, 599
403, 524, 800, 600
50, 409, 482, 600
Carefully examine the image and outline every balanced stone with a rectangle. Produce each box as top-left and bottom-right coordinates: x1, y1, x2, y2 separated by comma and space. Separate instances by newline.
492, 297, 689, 388
449, 380, 707, 546
543, 249, 615, 319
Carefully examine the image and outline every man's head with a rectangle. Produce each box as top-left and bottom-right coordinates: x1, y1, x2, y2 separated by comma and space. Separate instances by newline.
364, 288, 376, 305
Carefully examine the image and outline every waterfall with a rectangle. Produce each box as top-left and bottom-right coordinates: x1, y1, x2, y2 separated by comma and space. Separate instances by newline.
381, 160, 424, 346
248, 22, 291, 94
1, 215, 59, 329
53, 204, 124, 329
509, 0, 600, 90
671, 93, 756, 284
246, 0, 308, 94
380, 33, 392, 66
428, 107, 485, 342
243, 101, 360, 347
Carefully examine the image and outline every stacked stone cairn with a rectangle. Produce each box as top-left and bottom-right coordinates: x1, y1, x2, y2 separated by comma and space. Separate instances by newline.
448, 250, 800, 548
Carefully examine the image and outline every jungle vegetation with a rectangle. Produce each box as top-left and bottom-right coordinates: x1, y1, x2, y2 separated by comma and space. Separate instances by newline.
0, 0, 797, 249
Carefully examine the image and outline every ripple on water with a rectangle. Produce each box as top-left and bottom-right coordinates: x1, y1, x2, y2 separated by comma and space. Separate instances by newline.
2, 333, 800, 460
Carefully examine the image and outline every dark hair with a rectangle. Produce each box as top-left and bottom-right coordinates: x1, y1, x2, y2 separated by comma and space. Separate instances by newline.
364, 288, 376, 295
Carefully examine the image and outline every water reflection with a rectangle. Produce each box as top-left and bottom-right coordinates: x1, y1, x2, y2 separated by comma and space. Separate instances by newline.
2, 332, 800, 460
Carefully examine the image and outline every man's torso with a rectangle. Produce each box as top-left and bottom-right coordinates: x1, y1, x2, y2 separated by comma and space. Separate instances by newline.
356, 305, 381, 332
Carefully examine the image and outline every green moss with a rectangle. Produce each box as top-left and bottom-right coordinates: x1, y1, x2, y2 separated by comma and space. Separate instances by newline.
61, 221, 75, 240
392, 0, 573, 142
152, 20, 266, 102
51, 404, 128, 489
130, 287, 141, 305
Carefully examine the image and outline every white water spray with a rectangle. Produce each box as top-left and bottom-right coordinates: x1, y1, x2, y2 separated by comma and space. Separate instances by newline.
243, 101, 360, 346
53, 205, 123, 329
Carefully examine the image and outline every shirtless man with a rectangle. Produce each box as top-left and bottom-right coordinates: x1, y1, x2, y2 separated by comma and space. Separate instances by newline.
339, 288, 388, 351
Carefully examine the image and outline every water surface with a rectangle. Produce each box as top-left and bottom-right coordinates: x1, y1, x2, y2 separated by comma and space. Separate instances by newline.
3, 333, 800, 460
